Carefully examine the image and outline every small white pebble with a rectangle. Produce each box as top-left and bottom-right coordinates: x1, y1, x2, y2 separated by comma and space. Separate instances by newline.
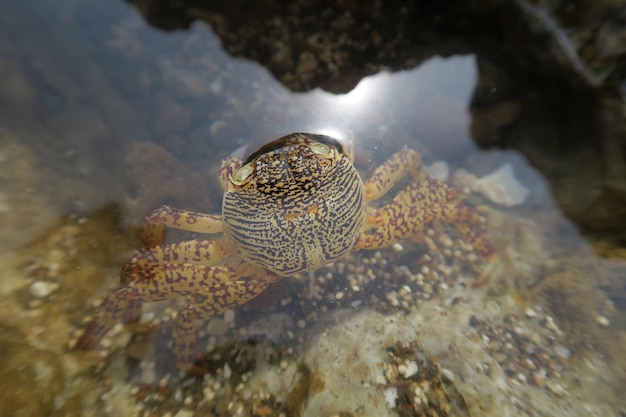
392, 243, 404, 252
403, 361, 419, 378
223, 364, 232, 379
383, 387, 398, 408
140, 366, 156, 385
203, 387, 215, 401
545, 315, 559, 332
159, 375, 170, 387
547, 381, 567, 397
175, 409, 194, 417
335, 292, 344, 300
525, 308, 537, 318
223, 309, 236, 323
441, 368, 455, 382
30, 281, 59, 298
554, 345, 571, 359
386, 292, 400, 306
595, 315, 610, 327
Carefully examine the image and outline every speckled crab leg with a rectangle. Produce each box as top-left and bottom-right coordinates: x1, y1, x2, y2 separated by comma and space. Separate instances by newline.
141, 205, 223, 247
355, 147, 496, 259
363, 146, 425, 202
75, 238, 233, 351
122, 239, 234, 280
172, 269, 277, 370
75, 262, 276, 360
140, 155, 244, 247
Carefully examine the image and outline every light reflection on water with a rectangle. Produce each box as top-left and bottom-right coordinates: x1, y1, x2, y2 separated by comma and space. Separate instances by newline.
0, 0, 624, 416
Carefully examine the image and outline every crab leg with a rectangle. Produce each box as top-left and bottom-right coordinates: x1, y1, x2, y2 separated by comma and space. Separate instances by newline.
141, 205, 223, 246
75, 264, 276, 361
122, 239, 234, 278
172, 270, 277, 369
356, 180, 495, 258
363, 146, 424, 202
355, 147, 496, 259
75, 238, 233, 351
75, 263, 237, 350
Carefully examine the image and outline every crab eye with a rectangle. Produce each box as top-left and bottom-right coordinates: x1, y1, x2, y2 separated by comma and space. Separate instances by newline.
308, 142, 332, 157
232, 163, 254, 185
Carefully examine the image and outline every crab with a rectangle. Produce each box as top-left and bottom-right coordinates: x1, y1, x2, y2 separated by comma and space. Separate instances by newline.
75, 133, 496, 370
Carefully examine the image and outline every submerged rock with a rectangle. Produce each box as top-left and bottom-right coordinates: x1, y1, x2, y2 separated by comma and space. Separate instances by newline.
455, 164, 530, 207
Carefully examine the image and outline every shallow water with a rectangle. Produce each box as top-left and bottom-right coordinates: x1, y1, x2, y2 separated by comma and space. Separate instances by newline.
0, 1, 624, 416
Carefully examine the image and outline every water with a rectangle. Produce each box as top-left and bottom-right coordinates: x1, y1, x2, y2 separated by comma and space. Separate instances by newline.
0, 0, 624, 416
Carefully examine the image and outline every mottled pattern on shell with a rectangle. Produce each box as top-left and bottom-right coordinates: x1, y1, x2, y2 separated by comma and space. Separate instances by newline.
222, 134, 366, 276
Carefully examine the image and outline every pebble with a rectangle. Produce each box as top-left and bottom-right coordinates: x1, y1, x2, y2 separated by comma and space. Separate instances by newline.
456, 164, 530, 207
383, 387, 398, 408
397, 364, 407, 375
203, 388, 215, 401
174, 409, 194, 417
159, 375, 170, 387
546, 381, 567, 397
441, 368, 455, 382
425, 160, 449, 180
402, 361, 419, 378
554, 345, 571, 359
223, 309, 236, 323
595, 315, 610, 327
140, 366, 156, 385
544, 316, 559, 332
30, 280, 59, 298
533, 372, 546, 388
